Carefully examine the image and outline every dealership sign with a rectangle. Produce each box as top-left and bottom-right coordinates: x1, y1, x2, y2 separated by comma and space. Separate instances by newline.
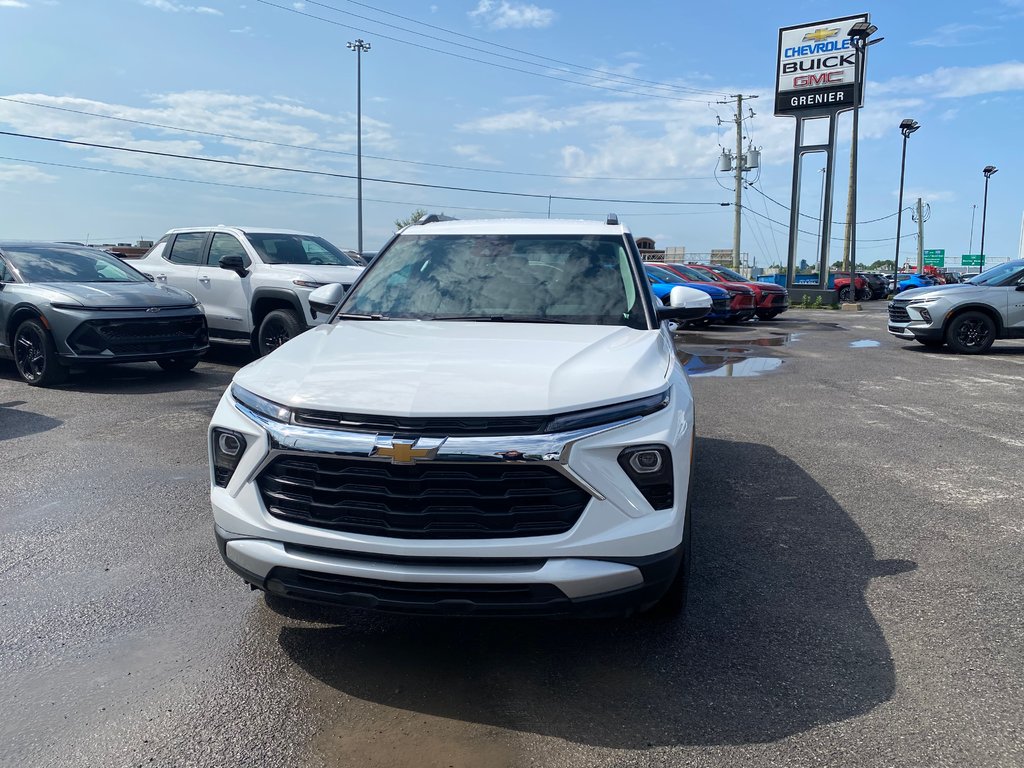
775, 14, 869, 116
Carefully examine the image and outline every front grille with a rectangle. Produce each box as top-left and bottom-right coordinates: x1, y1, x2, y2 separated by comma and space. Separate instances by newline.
68, 315, 208, 356
292, 410, 548, 436
265, 567, 571, 615
711, 298, 729, 312
888, 300, 911, 323
257, 455, 590, 539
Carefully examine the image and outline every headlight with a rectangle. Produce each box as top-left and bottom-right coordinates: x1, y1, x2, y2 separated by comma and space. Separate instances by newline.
231, 384, 292, 422
544, 389, 669, 433
49, 302, 87, 310
293, 279, 327, 288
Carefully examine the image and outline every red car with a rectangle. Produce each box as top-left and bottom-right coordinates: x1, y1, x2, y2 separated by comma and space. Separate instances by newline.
649, 262, 757, 323
684, 264, 791, 320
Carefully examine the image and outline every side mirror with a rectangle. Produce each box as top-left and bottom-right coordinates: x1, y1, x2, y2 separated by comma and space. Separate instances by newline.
142, 272, 154, 282
656, 285, 712, 322
219, 254, 249, 277
308, 283, 348, 316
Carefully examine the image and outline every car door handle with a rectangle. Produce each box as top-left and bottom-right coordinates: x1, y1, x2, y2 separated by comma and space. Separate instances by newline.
198, 275, 210, 284
155, 274, 167, 282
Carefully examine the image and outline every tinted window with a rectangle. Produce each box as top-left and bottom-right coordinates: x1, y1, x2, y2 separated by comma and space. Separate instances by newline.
340, 234, 646, 328
4, 247, 146, 283
245, 234, 357, 266
166, 233, 206, 265
208, 233, 250, 267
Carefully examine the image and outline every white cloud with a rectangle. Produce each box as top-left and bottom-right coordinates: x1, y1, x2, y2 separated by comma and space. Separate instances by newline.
0, 0, 29, 7
139, 0, 223, 14
877, 61, 1024, 99
469, 0, 554, 30
911, 23, 990, 48
0, 163, 57, 184
291, 1, 304, 8
902, 188, 956, 203
230, 25, 253, 35
457, 109, 573, 133
452, 144, 500, 165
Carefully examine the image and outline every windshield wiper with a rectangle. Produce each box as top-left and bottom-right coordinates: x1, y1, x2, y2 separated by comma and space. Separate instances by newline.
334, 312, 389, 320
428, 315, 568, 323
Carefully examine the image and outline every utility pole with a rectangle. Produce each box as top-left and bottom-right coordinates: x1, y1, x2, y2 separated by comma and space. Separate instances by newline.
717, 94, 758, 270
916, 198, 924, 272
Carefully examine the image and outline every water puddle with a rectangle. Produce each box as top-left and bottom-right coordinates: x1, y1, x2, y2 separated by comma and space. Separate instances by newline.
678, 353, 784, 377
849, 339, 881, 348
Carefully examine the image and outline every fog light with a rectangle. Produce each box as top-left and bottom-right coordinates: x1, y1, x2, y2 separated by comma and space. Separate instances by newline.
618, 445, 673, 509
212, 427, 247, 488
919, 308, 932, 323
628, 449, 663, 474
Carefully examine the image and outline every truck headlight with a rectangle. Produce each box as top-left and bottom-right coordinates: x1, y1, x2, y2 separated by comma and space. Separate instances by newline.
231, 384, 292, 423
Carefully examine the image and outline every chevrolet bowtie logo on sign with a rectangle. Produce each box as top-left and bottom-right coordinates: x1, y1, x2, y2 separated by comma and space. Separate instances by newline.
370, 437, 446, 464
802, 27, 839, 42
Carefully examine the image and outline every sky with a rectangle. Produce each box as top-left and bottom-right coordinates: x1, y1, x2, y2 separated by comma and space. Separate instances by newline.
1, 0, 1022, 270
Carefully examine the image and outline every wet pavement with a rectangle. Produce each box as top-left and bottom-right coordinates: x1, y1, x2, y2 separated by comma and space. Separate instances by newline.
2, 303, 1022, 768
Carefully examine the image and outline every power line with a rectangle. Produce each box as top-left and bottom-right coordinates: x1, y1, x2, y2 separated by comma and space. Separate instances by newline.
299, 0, 729, 98
0, 154, 725, 220
744, 182, 909, 225
741, 204, 917, 244
0, 130, 728, 206
254, 0, 715, 104
0, 96, 718, 183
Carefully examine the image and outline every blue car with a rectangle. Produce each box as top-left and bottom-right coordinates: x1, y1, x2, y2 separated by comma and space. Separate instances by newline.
645, 265, 730, 324
895, 273, 935, 293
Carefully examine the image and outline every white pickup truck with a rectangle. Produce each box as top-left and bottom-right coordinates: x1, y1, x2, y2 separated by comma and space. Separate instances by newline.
207, 215, 711, 617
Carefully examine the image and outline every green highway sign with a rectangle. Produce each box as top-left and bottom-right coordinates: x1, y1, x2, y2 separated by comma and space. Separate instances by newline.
962, 254, 982, 266
923, 249, 945, 267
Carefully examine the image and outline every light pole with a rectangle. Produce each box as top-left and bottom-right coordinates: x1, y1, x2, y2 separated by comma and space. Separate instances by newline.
969, 204, 977, 254
892, 118, 919, 294
980, 165, 997, 274
816, 165, 826, 265
846, 21, 882, 304
347, 38, 371, 256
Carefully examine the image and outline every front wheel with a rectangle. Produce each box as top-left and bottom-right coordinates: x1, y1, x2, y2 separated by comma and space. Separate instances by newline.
858, 288, 873, 301
945, 311, 996, 354
838, 286, 853, 302
257, 309, 304, 356
157, 356, 200, 372
13, 319, 68, 387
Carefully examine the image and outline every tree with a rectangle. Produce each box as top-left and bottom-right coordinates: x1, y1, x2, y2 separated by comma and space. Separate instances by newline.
394, 208, 427, 229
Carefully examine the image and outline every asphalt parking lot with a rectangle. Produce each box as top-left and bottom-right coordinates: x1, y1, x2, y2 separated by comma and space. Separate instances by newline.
2, 302, 1022, 768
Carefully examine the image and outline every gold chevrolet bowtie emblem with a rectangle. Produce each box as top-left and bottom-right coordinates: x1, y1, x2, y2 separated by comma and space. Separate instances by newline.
371, 437, 445, 464
803, 27, 839, 42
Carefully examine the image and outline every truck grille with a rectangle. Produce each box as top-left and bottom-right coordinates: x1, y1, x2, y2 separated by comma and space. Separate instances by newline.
711, 298, 729, 313
257, 455, 590, 539
68, 315, 208, 356
888, 300, 911, 323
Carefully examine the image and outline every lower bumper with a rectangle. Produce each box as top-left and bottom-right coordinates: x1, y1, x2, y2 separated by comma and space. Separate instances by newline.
59, 345, 208, 364
216, 525, 681, 617
887, 324, 916, 340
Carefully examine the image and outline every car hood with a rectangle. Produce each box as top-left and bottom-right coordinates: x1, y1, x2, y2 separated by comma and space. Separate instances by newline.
260, 264, 364, 285
40, 281, 198, 307
233, 321, 674, 417
899, 283, 991, 301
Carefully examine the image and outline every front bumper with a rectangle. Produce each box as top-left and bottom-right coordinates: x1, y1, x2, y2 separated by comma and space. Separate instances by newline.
52, 307, 209, 363
209, 378, 695, 615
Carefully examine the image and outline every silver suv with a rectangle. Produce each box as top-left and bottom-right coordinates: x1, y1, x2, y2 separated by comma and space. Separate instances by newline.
887, 259, 1024, 353
136, 227, 363, 355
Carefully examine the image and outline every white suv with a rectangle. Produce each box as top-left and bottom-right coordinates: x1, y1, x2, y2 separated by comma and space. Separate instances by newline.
136, 227, 364, 355
208, 215, 711, 617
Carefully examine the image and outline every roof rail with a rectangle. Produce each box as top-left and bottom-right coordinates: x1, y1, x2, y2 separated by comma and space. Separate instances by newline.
415, 213, 459, 225
606, 213, 619, 225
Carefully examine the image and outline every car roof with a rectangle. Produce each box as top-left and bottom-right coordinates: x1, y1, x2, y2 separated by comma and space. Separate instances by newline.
0, 240, 114, 251
162, 226, 317, 236
401, 217, 631, 236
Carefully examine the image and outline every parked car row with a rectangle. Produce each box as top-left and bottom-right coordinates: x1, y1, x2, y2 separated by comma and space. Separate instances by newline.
644, 262, 789, 325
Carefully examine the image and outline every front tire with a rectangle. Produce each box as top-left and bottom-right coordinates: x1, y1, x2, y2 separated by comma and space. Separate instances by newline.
13, 319, 68, 387
838, 286, 853, 302
157, 356, 200, 372
945, 311, 996, 354
257, 309, 304, 356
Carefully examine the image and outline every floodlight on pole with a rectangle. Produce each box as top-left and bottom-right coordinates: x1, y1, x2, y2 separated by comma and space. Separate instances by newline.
980, 165, 998, 273
892, 119, 920, 289
347, 38, 371, 255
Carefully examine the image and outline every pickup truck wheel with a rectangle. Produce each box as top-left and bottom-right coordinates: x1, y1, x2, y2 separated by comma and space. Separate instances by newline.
157, 356, 200, 372
257, 309, 304, 356
838, 286, 853, 302
13, 319, 69, 387
945, 311, 996, 354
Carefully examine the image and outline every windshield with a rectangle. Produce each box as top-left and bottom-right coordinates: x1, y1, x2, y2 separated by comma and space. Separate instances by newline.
646, 265, 689, 284
339, 233, 647, 328
967, 261, 1024, 286
4, 246, 146, 283
666, 264, 713, 282
710, 265, 745, 282
245, 233, 358, 266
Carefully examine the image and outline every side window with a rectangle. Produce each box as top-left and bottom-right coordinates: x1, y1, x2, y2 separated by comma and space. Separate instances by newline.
165, 233, 207, 265
0, 258, 11, 282
207, 234, 251, 267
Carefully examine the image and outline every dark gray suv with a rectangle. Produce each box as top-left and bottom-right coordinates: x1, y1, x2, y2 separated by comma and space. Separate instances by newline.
0, 242, 209, 386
